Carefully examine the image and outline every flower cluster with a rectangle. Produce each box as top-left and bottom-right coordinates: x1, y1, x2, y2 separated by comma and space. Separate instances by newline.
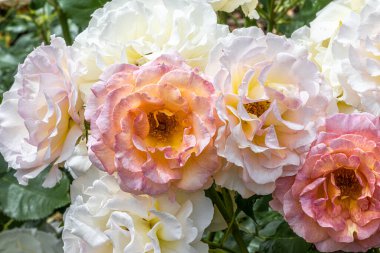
0, 0, 380, 252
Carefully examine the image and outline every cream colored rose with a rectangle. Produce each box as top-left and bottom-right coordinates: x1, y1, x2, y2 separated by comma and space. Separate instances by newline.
332, 0, 380, 115
206, 27, 337, 197
63, 169, 214, 253
292, 0, 367, 100
0, 37, 84, 187
73, 0, 228, 103
208, 0, 259, 19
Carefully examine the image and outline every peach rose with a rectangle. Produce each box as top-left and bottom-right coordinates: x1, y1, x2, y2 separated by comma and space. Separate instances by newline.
271, 113, 380, 252
85, 54, 220, 195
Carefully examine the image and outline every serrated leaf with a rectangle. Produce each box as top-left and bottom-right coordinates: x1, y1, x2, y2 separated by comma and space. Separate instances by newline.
0, 170, 70, 221
60, 0, 111, 28
259, 222, 312, 253
258, 220, 283, 237
0, 228, 63, 253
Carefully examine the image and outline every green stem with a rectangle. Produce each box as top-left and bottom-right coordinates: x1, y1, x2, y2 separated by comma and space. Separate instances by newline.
2, 219, 13, 231
206, 186, 249, 253
265, 0, 276, 33
221, 209, 240, 244
49, 0, 72, 45
202, 239, 235, 253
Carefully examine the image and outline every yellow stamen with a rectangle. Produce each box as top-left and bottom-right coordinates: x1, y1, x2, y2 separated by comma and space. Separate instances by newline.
244, 101, 271, 117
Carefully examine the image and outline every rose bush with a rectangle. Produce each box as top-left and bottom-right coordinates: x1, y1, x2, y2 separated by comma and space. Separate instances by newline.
272, 113, 380, 252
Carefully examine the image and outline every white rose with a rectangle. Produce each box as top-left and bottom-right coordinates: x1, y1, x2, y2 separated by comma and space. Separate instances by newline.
63, 170, 214, 253
208, 0, 259, 19
0, 37, 84, 187
64, 138, 92, 179
332, 0, 380, 115
206, 27, 337, 197
73, 0, 228, 103
292, 0, 367, 99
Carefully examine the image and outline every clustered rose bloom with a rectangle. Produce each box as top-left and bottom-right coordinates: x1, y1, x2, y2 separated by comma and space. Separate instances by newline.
0, 37, 84, 187
85, 54, 221, 195
63, 169, 214, 253
1, 0, 380, 252
73, 0, 228, 103
272, 114, 380, 252
332, 0, 380, 115
291, 0, 368, 109
208, 0, 259, 19
207, 27, 336, 197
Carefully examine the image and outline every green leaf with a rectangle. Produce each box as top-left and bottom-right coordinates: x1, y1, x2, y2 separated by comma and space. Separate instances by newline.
259, 222, 311, 253
0, 170, 70, 221
0, 228, 63, 253
277, 0, 332, 36
235, 193, 259, 218
0, 154, 8, 174
60, 0, 111, 28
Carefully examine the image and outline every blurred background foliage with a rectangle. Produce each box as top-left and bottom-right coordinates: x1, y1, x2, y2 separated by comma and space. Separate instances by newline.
5, 0, 377, 253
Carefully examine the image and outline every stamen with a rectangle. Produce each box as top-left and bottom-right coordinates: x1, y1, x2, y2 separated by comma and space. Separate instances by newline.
333, 168, 362, 199
244, 101, 271, 117
148, 111, 177, 142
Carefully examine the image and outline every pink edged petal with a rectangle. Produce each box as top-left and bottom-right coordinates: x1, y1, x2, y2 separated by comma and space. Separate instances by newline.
214, 162, 256, 198
325, 113, 378, 138
270, 176, 295, 214
42, 164, 63, 188
176, 144, 221, 191
89, 139, 116, 174
242, 150, 283, 185
315, 238, 345, 252
283, 191, 329, 243
118, 169, 169, 196
142, 155, 182, 184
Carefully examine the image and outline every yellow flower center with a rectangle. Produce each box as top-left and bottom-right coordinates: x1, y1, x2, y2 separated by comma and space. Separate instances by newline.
148, 110, 178, 142
333, 168, 362, 199
244, 101, 271, 117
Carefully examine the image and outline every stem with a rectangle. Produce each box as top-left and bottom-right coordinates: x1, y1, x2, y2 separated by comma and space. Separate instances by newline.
49, 0, 72, 45
267, 0, 276, 33
206, 186, 249, 253
202, 239, 235, 253
2, 219, 13, 231
221, 209, 240, 244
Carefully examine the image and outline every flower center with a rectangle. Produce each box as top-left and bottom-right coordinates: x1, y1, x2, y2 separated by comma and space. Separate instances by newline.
148, 110, 178, 142
244, 101, 271, 117
333, 168, 362, 199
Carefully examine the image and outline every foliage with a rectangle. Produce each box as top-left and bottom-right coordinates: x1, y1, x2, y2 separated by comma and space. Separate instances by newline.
0, 0, 378, 252
0, 168, 70, 221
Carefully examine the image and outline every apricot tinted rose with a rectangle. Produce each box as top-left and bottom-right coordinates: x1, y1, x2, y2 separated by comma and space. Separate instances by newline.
271, 113, 380, 252
85, 54, 220, 195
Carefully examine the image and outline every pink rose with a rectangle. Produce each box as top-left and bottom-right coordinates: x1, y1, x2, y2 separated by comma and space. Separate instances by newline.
271, 113, 380, 252
85, 54, 221, 195
0, 37, 83, 187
